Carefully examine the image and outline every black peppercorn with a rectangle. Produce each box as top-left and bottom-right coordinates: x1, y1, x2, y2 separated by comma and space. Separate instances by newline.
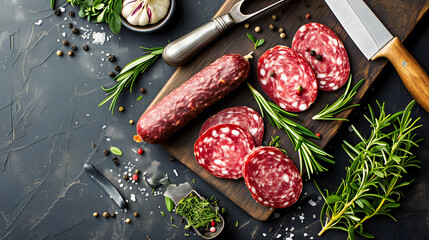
103, 212, 109, 218
123, 174, 129, 180
133, 212, 139, 217
68, 11, 75, 17
72, 27, 79, 34
269, 24, 276, 31
108, 72, 115, 78
114, 161, 119, 166
269, 71, 274, 77
309, 50, 316, 56
316, 54, 323, 61
107, 54, 116, 62
62, 40, 69, 46
68, 51, 74, 56
114, 65, 121, 71
103, 149, 110, 155
68, 23, 73, 28
71, 45, 77, 51
169, 156, 176, 161
82, 45, 89, 51
139, 88, 146, 93
268, 227, 274, 233
110, 213, 116, 218
54, 9, 61, 16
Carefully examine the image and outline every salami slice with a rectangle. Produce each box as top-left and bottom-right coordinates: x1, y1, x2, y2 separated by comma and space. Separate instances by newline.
194, 124, 255, 179
292, 23, 350, 91
242, 146, 302, 208
257, 46, 318, 112
199, 106, 264, 146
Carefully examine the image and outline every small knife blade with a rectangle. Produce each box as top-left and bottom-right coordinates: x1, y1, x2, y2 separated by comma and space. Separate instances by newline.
324, 0, 393, 60
84, 163, 127, 209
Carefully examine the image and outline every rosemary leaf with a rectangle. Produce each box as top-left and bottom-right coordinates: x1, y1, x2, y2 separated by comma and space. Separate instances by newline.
98, 47, 163, 115
317, 100, 421, 239
248, 83, 333, 178
313, 75, 365, 121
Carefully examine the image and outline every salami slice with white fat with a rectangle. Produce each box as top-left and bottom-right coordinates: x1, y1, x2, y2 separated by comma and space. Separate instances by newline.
194, 124, 255, 179
257, 46, 318, 112
292, 23, 350, 91
199, 106, 264, 146
242, 146, 302, 208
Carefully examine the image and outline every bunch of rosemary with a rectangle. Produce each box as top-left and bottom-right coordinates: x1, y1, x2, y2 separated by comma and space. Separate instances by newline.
98, 47, 164, 114
248, 83, 334, 179
317, 100, 421, 239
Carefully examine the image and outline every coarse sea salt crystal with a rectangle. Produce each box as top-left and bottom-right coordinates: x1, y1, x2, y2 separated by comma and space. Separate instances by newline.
102, 125, 106, 129
308, 199, 317, 206
130, 194, 136, 202
35, 20, 42, 25
276, 234, 281, 238
262, 233, 267, 237
60, 7, 65, 12
173, 169, 178, 177
62, 32, 66, 37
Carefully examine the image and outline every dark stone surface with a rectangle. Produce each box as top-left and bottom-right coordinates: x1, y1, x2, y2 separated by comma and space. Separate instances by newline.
0, 1, 427, 239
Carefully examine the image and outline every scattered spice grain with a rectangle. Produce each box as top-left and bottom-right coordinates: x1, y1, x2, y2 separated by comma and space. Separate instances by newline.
62, 40, 69, 46
56, 50, 63, 56
103, 212, 109, 218
93, 212, 99, 217
254, 26, 261, 33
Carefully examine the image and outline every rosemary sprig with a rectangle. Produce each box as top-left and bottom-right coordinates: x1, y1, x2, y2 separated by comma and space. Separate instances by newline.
313, 75, 365, 121
248, 83, 334, 179
98, 47, 164, 114
316, 100, 421, 239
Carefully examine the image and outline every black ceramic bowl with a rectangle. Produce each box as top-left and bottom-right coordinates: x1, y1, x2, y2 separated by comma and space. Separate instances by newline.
121, 0, 175, 33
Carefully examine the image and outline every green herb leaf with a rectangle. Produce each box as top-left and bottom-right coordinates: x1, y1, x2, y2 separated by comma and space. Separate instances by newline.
112, 0, 122, 15
256, 39, 265, 47
235, 220, 238, 228
110, 146, 122, 156
221, 207, 226, 214
51, 0, 55, 9
247, 33, 256, 44
137, 95, 143, 101
269, 136, 288, 155
108, 11, 121, 34
325, 195, 341, 204
312, 76, 364, 121
165, 196, 175, 212
160, 211, 165, 217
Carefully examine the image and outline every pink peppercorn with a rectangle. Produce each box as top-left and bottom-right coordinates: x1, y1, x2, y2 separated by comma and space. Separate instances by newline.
210, 227, 216, 233
132, 174, 139, 181
211, 221, 216, 227
316, 133, 321, 137
137, 148, 143, 154
305, 13, 311, 19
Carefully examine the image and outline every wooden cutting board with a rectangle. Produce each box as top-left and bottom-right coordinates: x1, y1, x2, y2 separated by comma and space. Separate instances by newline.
147, 0, 429, 221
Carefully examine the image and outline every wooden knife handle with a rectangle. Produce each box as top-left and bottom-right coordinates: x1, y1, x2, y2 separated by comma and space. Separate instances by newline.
372, 37, 429, 112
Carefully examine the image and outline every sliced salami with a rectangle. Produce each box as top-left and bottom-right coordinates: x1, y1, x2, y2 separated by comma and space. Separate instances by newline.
257, 46, 318, 112
194, 124, 255, 179
242, 146, 302, 208
292, 23, 350, 91
199, 106, 264, 146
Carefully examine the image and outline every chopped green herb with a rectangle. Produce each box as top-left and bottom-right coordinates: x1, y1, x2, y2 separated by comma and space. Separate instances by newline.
160, 211, 165, 217
268, 136, 287, 155
247, 33, 265, 49
170, 216, 173, 223
165, 196, 175, 212
171, 224, 178, 229
235, 220, 239, 228
313, 75, 365, 121
109, 146, 122, 156
221, 207, 226, 215
176, 193, 221, 230
151, 188, 155, 195
184, 233, 189, 237
137, 95, 143, 101
208, 195, 214, 201
192, 179, 195, 184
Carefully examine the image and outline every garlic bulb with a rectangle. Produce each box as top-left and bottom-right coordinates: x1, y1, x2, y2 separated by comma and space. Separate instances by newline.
122, 0, 171, 26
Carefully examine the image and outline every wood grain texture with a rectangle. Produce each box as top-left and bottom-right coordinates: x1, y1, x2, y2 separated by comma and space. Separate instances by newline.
147, 0, 429, 221
372, 37, 429, 112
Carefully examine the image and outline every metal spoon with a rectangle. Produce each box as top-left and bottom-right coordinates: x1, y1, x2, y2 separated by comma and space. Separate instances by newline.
162, 0, 288, 67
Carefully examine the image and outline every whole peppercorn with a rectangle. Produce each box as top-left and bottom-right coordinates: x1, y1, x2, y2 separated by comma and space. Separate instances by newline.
82, 45, 89, 51
56, 50, 63, 56
68, 23, 73, 28
103, 149, 110, 155
123, 174, 129, 180
107, 54, 116, 62
71, 45, 77, 51
254, 26, 261, 33
103, 212, 109, 218
118, 106, 124, 112
137, 148, 144, 155
280, 33, 286, 39
268, 227, 274, 233
114, 65, 121, 71
309, 50, 316, 56
132, 174, 139, 181
68, 51, 74, 56
54, 9, 61, 16
72, 27, 79, 34
133, 212, 139, 217
278, 28, 284, 33
211, 221, 216, 227
269, 24, 276, 31
305, 13, 311, 19
113, 161, 119, 166
210, 227, 216, 233
243, 23, 250, 29
316, 133, 321, 137
316, 54, 323, 61
129, 120, 134, 125
139, 88, 146, 93
110, 213, 116, 218
108, 71, 115, 78
62, 40, 69, 46
125, 218, 131, 223
169, 156, 176, 161
69, 11, 75, 17
93, 212, 99, 217
269, 71, 274, 77
271, 14, 278, 21
135, 169, 141, 174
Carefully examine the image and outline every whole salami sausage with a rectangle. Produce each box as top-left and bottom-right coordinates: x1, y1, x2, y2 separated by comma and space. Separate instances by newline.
199, 106, 264, 146
242, 146, 302, 208
194, 124, 255, 179
137, 54, 250, 144
257, 46, 318, 112
292, 23, 350, 91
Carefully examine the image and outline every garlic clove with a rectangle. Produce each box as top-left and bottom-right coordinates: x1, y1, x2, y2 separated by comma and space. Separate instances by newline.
122, 0, 171, 27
